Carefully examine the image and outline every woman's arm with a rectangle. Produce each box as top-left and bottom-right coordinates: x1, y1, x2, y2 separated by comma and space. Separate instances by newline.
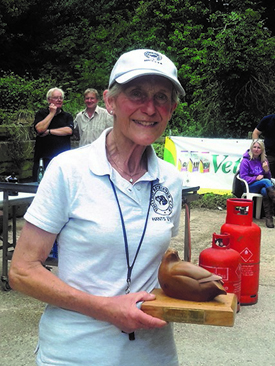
9, 222, 166, 333
239, 159, 257, 185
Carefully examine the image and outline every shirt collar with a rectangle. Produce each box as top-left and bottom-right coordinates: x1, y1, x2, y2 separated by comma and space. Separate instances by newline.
83, 105, 100, 118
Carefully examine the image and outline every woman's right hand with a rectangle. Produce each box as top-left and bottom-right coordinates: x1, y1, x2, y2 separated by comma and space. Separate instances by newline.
98, 291, 167, 334
256, 174, 264, 181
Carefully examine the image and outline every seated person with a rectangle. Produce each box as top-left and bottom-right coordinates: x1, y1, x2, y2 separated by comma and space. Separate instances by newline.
239, 139, 275, 228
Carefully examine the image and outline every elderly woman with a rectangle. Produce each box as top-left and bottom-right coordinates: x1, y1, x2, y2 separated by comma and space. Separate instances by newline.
240, 139, 275, 228
9, 49, 185, 365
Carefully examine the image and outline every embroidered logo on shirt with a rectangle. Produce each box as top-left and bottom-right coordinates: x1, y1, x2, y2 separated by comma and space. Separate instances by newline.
151, 184, 173, 216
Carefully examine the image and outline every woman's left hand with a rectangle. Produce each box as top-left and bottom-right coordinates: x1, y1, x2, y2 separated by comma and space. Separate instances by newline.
262, 161, 269, 172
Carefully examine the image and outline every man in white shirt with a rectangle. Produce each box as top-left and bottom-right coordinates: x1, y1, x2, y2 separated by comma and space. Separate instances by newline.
74, 88, 113, 146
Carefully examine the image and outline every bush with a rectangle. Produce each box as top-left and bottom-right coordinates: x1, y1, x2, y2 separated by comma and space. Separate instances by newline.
190, 193, 234, 210
152, 141, 164, 159
0, 72, 57, 124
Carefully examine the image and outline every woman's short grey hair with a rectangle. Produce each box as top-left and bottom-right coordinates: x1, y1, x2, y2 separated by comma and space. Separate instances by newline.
46, 88, 64, 100
249, 139, 267, 163
107, 81, 180, 104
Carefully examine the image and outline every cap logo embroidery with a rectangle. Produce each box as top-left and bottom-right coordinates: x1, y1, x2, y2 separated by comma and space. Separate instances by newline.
144, 51, 163, 64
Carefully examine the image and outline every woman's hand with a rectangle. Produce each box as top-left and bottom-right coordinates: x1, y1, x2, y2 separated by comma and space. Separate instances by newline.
99, 291, 167, 334
10, 223, 166, 335
256, 174, 264, 181
262, 161, 269, 172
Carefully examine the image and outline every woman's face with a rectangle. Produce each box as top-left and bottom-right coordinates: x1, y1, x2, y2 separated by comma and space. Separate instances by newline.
252, 142, 262, 158
109, 76, 177, 146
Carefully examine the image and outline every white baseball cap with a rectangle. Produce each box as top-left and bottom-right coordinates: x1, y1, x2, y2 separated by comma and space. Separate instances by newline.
108, 49, 186, 96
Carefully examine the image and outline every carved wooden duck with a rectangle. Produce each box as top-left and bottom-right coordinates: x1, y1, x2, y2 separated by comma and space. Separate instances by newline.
158, 248, 227, 302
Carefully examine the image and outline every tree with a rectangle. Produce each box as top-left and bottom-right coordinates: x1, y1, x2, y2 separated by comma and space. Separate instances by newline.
1, 0, 275, 139
128, 0, 275, 137
190, 8, 275, 137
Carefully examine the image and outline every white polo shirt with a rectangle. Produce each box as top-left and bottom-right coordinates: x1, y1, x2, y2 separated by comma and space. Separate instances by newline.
25, 128, 183, 366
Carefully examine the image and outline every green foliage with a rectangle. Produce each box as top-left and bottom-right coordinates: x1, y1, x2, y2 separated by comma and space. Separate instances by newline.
1, 0, 275, 139
0, 72, 56, 124
166, 102, 199, 136
0, 73, 85, 124
190, 7, 275, 137
190, 193, 234, 210
153, 142, 164, 160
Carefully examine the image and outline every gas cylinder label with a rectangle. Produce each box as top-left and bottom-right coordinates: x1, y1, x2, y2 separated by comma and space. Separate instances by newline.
224, 282, 241, 294
235, 264, 242, 278
240, 247, 253, 262
242, 264, 258, 277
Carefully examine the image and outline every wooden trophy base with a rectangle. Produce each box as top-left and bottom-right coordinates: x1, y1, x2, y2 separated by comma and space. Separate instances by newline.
141, 288, 237, 327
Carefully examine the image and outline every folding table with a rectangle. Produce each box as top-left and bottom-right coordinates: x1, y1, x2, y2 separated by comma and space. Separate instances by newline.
0, 182, 37, 290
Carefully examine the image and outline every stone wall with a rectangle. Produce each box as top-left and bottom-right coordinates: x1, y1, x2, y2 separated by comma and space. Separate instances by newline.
0, 140, 35, 182
0, 125, 34, 182
0, 125, 79, 182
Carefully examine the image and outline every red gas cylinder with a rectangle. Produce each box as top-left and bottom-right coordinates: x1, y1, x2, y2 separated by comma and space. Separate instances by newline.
199, 232, 241, 311
220, 198, 261, 305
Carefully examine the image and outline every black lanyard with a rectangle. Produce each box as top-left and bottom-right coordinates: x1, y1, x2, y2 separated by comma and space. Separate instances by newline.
109, 177, 153, 294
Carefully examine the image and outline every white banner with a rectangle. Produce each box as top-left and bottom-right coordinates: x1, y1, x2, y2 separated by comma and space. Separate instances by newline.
164, 136, 251, 194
